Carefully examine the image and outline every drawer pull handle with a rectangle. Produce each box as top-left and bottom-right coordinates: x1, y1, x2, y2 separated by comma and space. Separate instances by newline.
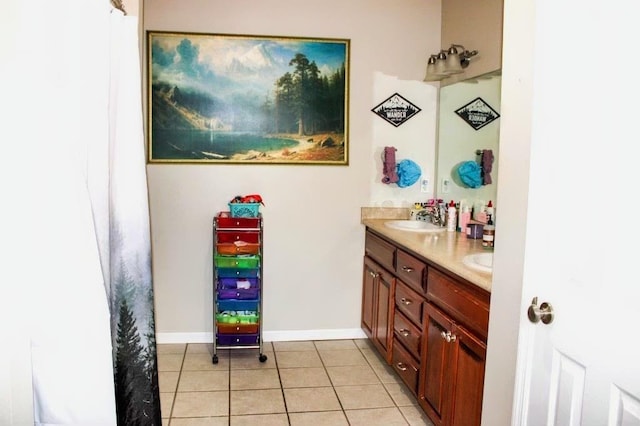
396, 362, 408, 371
401, 266, 414, 273
399, 328, 411, 337
400, 298, 412, 305
440, 330, 457, 343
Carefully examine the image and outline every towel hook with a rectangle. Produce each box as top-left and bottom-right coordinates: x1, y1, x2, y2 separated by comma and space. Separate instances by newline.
476, 149, 484, 155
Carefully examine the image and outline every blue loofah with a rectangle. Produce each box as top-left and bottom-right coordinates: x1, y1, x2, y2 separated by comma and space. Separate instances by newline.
457, 161, 483, 188
396, 159, 422, 188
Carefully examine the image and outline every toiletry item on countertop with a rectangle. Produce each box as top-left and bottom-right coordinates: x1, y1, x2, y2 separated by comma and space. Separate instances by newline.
458, 202, 471, 233
467, 222, 484, 239
482, 224, 495, 248
486, 200, 494, 224
447, 200, 457, 232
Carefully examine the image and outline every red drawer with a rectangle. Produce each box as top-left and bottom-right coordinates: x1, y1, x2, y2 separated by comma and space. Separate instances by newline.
215, 212, 260, 229
217, 324, 259, 334
216, 231, 260, 244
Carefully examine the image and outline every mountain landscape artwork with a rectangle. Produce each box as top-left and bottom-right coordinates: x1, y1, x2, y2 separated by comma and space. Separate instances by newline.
147, 31, 349, 164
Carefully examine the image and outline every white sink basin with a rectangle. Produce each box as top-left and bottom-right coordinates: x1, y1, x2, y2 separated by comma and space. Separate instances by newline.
463, 252, 493, 273
384, 220, 446, 233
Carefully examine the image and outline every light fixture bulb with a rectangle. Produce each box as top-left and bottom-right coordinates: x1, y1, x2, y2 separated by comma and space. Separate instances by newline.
424, 55, 444, 81
434, 51, 449, 76
445, 46, 463, 74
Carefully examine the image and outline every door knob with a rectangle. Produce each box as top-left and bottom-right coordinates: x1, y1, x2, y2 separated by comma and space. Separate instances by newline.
527, 297, 554, 324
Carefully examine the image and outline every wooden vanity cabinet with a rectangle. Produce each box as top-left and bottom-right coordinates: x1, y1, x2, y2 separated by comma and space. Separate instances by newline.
419, 302, 486, 426
361, 229, 490, 426
362, 232, 396, 362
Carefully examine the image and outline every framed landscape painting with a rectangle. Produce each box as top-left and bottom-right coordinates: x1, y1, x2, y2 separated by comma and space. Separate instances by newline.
146, 31, 350, 165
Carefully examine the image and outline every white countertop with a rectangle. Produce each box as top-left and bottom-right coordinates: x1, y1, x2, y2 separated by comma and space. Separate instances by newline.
362, 219, 493, 292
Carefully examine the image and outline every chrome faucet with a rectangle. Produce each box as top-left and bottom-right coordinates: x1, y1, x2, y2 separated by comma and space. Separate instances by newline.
416, 203, 446, 226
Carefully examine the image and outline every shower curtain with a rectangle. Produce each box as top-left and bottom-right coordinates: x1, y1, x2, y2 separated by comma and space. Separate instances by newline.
11, 1, 162, 425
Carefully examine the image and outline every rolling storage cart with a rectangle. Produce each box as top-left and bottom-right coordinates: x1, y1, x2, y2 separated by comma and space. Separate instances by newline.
212, 210, 267, 364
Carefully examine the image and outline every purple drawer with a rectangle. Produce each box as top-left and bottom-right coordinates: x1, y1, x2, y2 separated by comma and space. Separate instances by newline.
217, 288, 259, 300
218, 277, 259, 289
217, 333, 259, 346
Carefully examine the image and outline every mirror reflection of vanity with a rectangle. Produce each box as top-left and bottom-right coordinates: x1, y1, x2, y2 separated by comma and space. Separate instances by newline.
436, 71, 502, 218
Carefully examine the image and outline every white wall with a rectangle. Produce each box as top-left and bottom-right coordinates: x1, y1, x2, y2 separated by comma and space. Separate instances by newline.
144, 0, 442, 342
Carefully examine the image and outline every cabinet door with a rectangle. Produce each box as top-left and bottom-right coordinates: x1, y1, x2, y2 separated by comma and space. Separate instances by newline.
420, 302, 455, 425
373, 269, 393, 358
449, 324, 486, 426
361, 256, 377, 338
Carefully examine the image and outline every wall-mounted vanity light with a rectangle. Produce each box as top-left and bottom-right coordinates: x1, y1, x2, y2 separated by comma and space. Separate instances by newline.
424, 44, 478, 82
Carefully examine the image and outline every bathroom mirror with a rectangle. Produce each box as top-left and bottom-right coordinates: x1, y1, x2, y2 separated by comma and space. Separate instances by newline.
435, 70, 502, 212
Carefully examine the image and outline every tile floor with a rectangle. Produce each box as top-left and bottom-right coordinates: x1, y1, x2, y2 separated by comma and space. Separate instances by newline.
158, 338, 434, 425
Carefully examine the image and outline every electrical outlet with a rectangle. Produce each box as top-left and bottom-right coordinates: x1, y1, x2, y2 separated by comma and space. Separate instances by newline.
442, 178, 450, 194
420, 178, 429, 193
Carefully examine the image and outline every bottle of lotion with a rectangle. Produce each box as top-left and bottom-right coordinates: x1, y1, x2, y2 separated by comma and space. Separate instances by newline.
458, 202, 471, 233
447, 200, 457, 232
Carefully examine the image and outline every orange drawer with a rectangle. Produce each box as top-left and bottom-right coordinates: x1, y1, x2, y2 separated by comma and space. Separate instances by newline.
395, 280, 424, 328
217, 323, 259, 334
426, 268, 490, 340
365, 231, 395, 272
394, 310, 422, 359
392, 339, 420, 395
396, 249, 426, 294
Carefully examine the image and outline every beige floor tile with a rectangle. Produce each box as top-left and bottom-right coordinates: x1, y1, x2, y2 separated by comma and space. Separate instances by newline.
157, 343, 186, 354
354, 338, 374, 349
172, 391, 229, 418
183, 352, 229, 371
384, 382, 418, 407
369, 361, 403, 384
158, 371, 179, 393
230, 389, 285, 415
157, 353, 184, 372
229, 349, 275, 370
289, 410, 349, 426
360, 347, 388, 368
275, 350, 322, 368
159, 392, 174, 418
272, 340, 316, 351
186, 343, 215, 354
334, 384, 395, 410
345, 407, 409, 425
279, 367, 331, 388
162, 418, 170, 426
230, 413, 289, 426
398, 405, 435, 426
178, 370, 230, 392
230, 368, 281, 390
170, 417, 229, 426
314, 339, 358, 351
283, 387, 341, 412
326, 365, 381, 386
319, 349, 368, 366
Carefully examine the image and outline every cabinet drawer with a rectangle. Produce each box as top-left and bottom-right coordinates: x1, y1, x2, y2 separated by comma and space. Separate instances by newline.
217, 333, 259, 346
215, 213, 261, 229
217, 323, 259, 334
426, 268, 490, 339
216, 231, 260, 244
395, 280, 424, 328
394, 311, 421, 359
365, 231, 395, 271
396, 250, 426, 293
392, 339, 420, 395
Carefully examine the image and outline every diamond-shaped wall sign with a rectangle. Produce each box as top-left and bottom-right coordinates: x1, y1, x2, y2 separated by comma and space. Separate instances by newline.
455, 97, 500, 130
372, 93, 421, 127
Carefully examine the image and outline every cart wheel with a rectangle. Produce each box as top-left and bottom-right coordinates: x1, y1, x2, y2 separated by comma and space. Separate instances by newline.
259, 354, 268, 363
212, 354, 219, 364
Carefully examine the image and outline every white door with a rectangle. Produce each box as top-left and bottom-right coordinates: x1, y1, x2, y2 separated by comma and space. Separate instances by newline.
513, 0, 640, 425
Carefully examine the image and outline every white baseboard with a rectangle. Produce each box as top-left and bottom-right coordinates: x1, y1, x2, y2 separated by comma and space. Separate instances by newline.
156, 328, 367, 344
